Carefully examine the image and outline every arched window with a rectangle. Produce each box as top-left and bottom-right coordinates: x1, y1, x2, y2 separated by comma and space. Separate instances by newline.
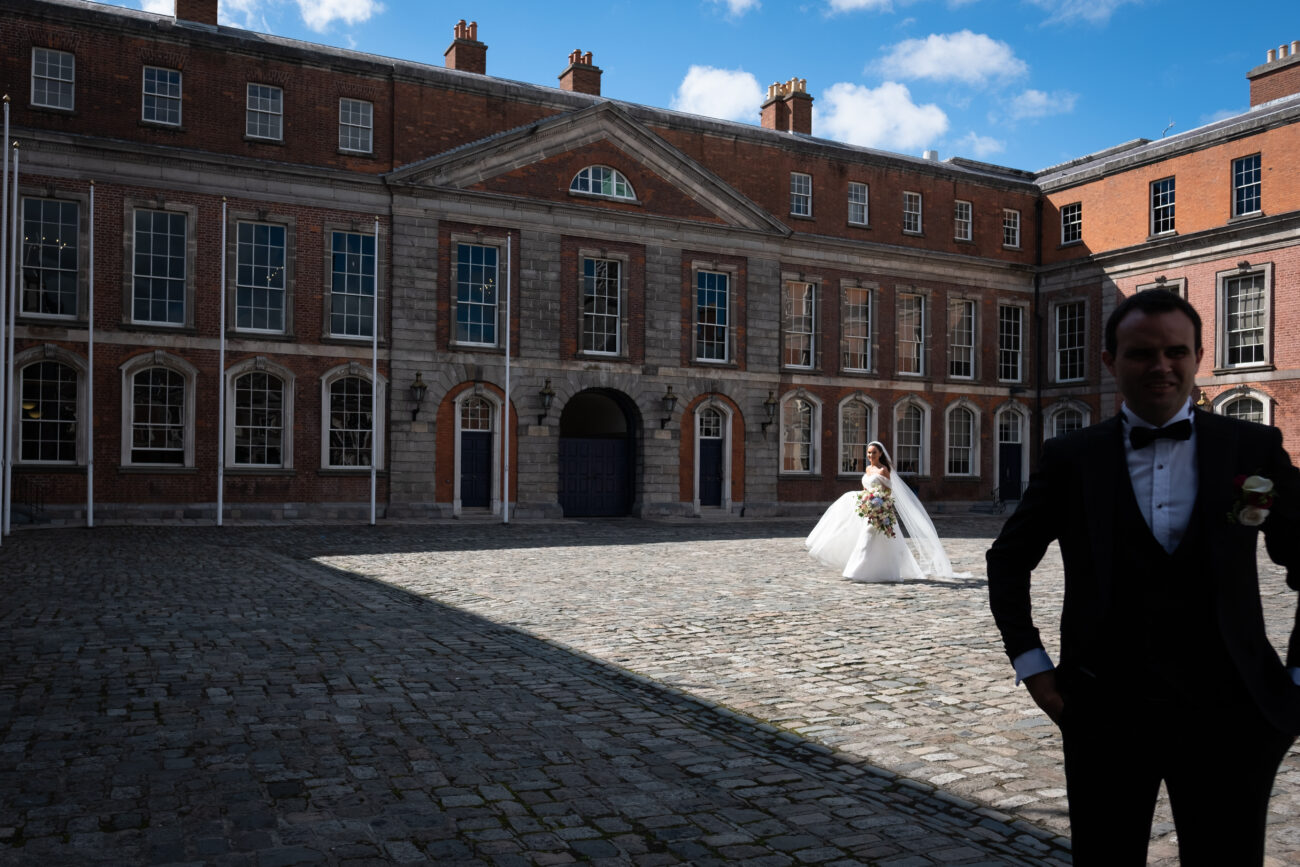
1052, 407, 1084, 438
895, 403, 926, 474
781, 395, 817, 474
327, 376, 373, 467
839, 400, 874, 474
946, 404, 976, 476
461, 396, 493, 431
570, 165, 635, 200
699, 407, 723, 439
233, 371, 285, 466
20, 360, 78, 463
1222, 395, 1264, 424
131, 367, 186, 465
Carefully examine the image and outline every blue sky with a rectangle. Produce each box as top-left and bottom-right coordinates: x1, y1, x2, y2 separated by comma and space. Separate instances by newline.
98, 0, 1292, 172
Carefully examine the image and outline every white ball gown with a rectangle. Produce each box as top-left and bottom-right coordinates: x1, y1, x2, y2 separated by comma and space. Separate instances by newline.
805, 471, 966, 582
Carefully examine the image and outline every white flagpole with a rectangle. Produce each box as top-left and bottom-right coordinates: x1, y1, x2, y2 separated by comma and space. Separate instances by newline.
86, 181, 94, 528
0, 100, 9, 546
370, 217, 378, 526
502, 235, 511, 524
3, 141, 17, 537
217, 199, 226, 526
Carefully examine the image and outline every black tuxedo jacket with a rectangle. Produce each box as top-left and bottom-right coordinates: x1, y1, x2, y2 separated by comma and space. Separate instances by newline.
987, 410, 1300, 733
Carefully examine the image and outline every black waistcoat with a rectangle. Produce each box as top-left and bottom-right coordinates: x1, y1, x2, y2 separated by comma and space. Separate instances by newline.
1105, 464, 1246, 701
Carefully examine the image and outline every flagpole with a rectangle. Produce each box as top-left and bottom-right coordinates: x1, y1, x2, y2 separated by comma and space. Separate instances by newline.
217, 199, 226, 526
370, 217, 379, 527
3, 141, 17, 537
0, 100, 9, 546
502, 235, 511, 525
86, 181, 94, 528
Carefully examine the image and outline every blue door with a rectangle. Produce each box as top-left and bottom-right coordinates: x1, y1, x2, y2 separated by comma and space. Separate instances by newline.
461, 430, 492, 507
558, 437, 630, 516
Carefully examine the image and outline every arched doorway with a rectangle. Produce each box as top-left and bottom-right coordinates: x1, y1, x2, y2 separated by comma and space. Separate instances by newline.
558, 389, 637, 517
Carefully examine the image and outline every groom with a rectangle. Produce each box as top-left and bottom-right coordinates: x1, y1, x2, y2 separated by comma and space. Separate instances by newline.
986, 290, 1300, 864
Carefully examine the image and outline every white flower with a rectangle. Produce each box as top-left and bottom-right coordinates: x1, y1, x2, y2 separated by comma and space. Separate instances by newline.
1242, 476, 1275, 496
1238, 506, 1270, 527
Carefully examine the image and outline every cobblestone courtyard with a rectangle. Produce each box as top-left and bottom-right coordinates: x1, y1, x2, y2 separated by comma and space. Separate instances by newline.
1, 516, 1298, 864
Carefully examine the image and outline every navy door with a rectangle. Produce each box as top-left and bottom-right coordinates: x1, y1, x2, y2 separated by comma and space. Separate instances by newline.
461, 431, 492, 507
699, 439, 723, 507
998, 443, 1022, 500
558, 437, 630, 516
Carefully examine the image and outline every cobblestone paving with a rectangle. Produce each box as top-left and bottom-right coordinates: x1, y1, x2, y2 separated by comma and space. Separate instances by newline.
0, 517, 1296, 865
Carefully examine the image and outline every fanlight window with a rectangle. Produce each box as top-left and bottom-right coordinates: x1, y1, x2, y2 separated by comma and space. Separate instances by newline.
570, 166, 635, 200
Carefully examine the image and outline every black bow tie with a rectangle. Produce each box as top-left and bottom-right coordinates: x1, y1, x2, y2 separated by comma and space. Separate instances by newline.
1129, 418, 1192, 449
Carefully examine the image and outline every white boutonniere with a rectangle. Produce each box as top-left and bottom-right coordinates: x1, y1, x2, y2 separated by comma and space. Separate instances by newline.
1229, 474, 1275, 526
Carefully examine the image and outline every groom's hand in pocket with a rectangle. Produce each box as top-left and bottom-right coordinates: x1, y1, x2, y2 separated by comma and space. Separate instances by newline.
1024, 670, 1066, 725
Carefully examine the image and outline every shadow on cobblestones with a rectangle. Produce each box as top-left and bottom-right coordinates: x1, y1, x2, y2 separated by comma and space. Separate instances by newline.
0, 524, 1067, 866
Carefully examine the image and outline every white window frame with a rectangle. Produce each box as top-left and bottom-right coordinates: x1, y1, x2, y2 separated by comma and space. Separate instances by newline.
893, 398, 930, 476
225, 357, 295, 470
837, 394, 878, 476
21, 194, 83, 320
580, 252, 626, 357
944, 401, 979, 477
141, 66, 182, 126
779, 392, 820, 475
1150, 176, 1176, 235
246, 82, 284, 141
452, 387, 502, 516
119, 351, 197, 468
319, 363, 387, 470
129, 202, 196, 328
326, 227, 377, 340
1002, 209, 1021, 248
1232, 154, 1262, 218
1054, 299, 1087, 383
451, 236, 505, 348
997, 303, 1024, 383
14, 345, 88, 466
848, 182, 869, 226
903, 191, 923, 234
1061, 202, 1082, 244
947, 297, 976, 380
842, 283, 875, 373
1213, 388, 1271, 426
232, 216, 293, 335
570, 165, 636, 200
994, 402, 1030, 500
32, 47, 74, 111
693, 264, 733, 364
954, 200, 972, 241
1045, 400, 1090, 440
782, 280, 816, 369
338, 98, 373, 154
1215, 263, 1272, 370
897, 291, 926, 376
790, 172, 812, 217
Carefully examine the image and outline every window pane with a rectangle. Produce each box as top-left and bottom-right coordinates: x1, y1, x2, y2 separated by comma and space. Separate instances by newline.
843, 287, 871, 371
1233, 155, 1261, 217
1226, 273, 1265, 366
330, 231, 375, 337
233, 372, 283, 466
696, 271, 729, 361
840, 402, 871, 473
896, 406, 922, 473
329, 377, 373, 467
132, 368, 185, 464
897, 294, 924, 375
1056, 302, 1085, 381
236, 222, 286, 331
20, 361, 78, 463
455, 243, 498, 345
781, 399, 812, 473
133, 210, 186, 324
998, 306, 1022, 381
582, 258, 620, 354
783, 282, 814, 368
21, 198, 79, 317
948, 299, 974, 378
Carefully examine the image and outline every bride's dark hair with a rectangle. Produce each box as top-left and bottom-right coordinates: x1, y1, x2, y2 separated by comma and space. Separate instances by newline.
868, 441, 892, 471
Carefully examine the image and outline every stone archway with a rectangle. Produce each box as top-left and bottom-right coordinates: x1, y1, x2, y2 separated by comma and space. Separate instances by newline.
557, 389, 638, 517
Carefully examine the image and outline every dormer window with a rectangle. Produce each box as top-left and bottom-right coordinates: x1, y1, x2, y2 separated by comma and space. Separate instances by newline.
570, 166, 635, 200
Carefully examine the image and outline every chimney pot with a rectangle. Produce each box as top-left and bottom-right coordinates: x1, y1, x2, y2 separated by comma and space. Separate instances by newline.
559, 48, 601, 95
1268, 48, 1277, 62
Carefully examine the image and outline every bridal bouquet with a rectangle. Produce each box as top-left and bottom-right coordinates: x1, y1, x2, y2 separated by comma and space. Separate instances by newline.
856, 488, 898, 538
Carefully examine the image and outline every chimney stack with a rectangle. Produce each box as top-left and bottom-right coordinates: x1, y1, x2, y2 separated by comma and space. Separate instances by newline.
445, 20, 487, 75
1248, 37, 1300, 106
559, 49, 602, 96
760, 78, 813, 135
174, 0, 218, 26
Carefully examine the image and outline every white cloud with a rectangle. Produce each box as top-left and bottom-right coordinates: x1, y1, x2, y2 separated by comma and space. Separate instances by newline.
815, 81, 948, 151
1027, 0, 1140, 24
956, 131, 1004, 158
140, 0, 173, 13
878, 31, 1027, 85
671, 66, 765, 123
828, 0, 894, 11
295, 0, 382, 31
707, 0, 761, 15
1007, 88, 1078, 119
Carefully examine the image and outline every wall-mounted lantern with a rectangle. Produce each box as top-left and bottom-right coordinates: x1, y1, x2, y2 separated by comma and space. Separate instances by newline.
660, 384, 678, 428
761, 390, 778, 433
409, 372, 428, 419
537, 378, 556, 424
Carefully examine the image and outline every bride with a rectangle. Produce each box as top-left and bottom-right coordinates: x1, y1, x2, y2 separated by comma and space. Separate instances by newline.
805, 441, 964, 582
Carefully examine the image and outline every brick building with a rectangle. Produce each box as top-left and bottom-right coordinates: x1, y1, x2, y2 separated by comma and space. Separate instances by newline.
0, 0, 1297, 523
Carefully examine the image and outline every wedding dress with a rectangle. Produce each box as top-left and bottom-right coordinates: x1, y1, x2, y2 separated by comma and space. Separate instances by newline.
805, 467, 967, 582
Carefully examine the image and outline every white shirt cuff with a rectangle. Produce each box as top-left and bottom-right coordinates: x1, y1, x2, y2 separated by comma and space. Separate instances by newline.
1012, 649, 1054, 685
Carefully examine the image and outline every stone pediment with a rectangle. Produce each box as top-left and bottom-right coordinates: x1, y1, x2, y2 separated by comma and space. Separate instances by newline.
388, 101, 790, 235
